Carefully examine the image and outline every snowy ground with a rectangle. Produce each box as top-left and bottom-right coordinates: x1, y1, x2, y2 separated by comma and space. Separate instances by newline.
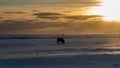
0, 34, 120, 68
1, 55, 120, 68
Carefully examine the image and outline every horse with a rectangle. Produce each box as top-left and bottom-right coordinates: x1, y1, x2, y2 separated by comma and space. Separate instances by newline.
57, 38, 65, 44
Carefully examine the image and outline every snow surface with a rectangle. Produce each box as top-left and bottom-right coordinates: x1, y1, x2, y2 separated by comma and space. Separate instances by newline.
0, 34, 120, 68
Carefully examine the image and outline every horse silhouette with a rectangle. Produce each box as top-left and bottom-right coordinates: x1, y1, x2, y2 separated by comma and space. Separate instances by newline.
57, 38, 65, 44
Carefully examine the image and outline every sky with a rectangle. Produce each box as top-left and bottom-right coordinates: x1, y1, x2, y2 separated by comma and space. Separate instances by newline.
0, 0, 120, 34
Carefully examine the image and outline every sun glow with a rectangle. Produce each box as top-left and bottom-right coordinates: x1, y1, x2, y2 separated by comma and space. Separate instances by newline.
92, 0, 120, 21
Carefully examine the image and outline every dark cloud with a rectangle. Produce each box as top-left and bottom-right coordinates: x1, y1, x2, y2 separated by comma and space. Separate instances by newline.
62, 11, 73, 13
33, 10, 41, 12
33, 12, 102, 21
65, 15, 102, 20
33, 12, 65, 20
4, 11, 27, 14
0, 16, 3, 19
0, 19, 66, 33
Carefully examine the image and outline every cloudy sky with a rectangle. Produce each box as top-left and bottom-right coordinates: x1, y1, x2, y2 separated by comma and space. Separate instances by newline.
0, 0, 120, 34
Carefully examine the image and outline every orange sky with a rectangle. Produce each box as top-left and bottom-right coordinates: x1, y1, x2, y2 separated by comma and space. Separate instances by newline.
0, 0, 120, 34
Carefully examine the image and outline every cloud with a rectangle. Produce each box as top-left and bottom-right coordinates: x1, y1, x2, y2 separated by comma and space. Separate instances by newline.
2, 10, 117, 34
65, 15, 102, 20
4, 11, 27, 14
1, 18, 120, 34
0, 0, 101, 7
33, 12, 65, 20
57, 21, 120, 34
62, 10, 73, 13
32, 10, 41, 12
33, 12, 102, 22
0, 16, 2, 19
0, 19, 66, 34
32, 0, 101, 7
0, 0, 37, 6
